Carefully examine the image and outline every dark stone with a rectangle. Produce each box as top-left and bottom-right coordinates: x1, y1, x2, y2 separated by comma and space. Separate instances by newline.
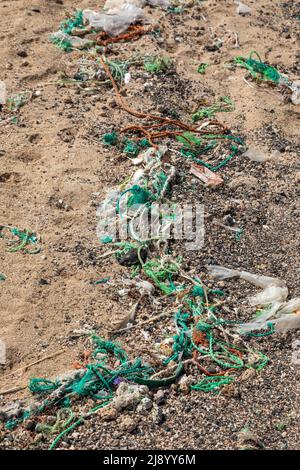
116, 248, 148, 267
17, 50, 28, 58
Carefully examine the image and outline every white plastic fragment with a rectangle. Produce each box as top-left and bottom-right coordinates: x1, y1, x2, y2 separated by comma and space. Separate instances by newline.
235, 1, 252, 16
291, 80, 300, 105
206, 265, 300, 333
132, 168, 145, 183
272, 314, 300, 332
238, 272, 286, 289
278, 297, 300, 315
244, 147, 270, 163
206, 265, 285, 288
0, 340, 6, 365
0, 81, 6, 106
146, 0, 170, 7
238, 303, 282, 334
238, 297, 300, 334
206, 265, 240, 280
124, 72, 131, 84
104, 0, 146, 10
248, 285, 289, 306
104, 0, 170, 10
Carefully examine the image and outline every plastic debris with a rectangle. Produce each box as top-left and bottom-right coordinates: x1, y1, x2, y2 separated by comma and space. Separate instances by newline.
144, 56, 172, 73
124, 72, 131, 84
146, 0, 170, 7
244, 147, 271, 163
291, 80, 300, 105
6, 91, 31, 112
239, 297, 300, 334
238, 303, 282, 334
177, 132, 245, 172
0, 274, 6, 281
278, 298, 300, 314
192, 96, 234, 122
206, 265, 286, 288
50, 31, 92, 51
272, 314, 300, 333
190, 163, 224, 187
60, 10, 85, 34
0, 226, 41, 254
235, 51, 290, 87
93, 277, 110, 285
0, 340, 6, 365
82, 5, 146, 36
235, 1, 252, 16
16, 5, 298, 448
103, 132, 118, 145
248, 285, 288, 306
210, 267, 300, 334
197, 63, 209, 74
104, 0, 146, 9
0, 81, 6, 106
104, 0, 170, 9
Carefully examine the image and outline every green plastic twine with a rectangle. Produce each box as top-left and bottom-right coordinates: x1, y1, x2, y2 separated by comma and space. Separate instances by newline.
246, 322, 274, 338
0, 226, 41, 254
49, 401, 111, 450
177, 132, 245, 171
191, 375, 234, 393
192, 96, 234, 122
197, 63, 209, 74
61, 10, 84, 35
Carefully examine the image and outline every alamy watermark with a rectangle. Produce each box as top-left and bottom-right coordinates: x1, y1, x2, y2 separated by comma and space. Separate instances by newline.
96, 199, 205, 250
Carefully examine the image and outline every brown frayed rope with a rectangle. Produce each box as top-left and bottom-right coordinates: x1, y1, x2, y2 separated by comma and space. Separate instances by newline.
99, 56, 228, 148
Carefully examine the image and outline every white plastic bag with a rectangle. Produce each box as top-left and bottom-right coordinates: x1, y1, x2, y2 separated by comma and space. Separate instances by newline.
248, 286, 288, 306
238, 303, 282, 334
206, 265, 285, 288
278, 297, 300, 314
206, 265, 240, 280
272, 314, 300, 333
146, 0, 170, 7
83, 4, 146, 36
104, 0, 146, 10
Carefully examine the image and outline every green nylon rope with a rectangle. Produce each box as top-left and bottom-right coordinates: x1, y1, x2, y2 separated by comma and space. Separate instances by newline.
246, 322, 275, 337
0, 226, 41, 254
191, 375, 234, 392
178, 133, 245, 172
49, 401, 111, 450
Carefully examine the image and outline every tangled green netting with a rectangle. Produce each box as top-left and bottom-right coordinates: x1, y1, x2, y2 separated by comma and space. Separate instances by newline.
0, 226, 41, 254
176, 133, 245, 171
234, 51, 290, 86
5, 275, 269, 450
192, 96, 235, 122
61, 10, 84, 35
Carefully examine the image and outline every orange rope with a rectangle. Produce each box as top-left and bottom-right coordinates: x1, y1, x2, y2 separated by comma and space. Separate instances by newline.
98, 55, 227, 148
96, 25, 154, 46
